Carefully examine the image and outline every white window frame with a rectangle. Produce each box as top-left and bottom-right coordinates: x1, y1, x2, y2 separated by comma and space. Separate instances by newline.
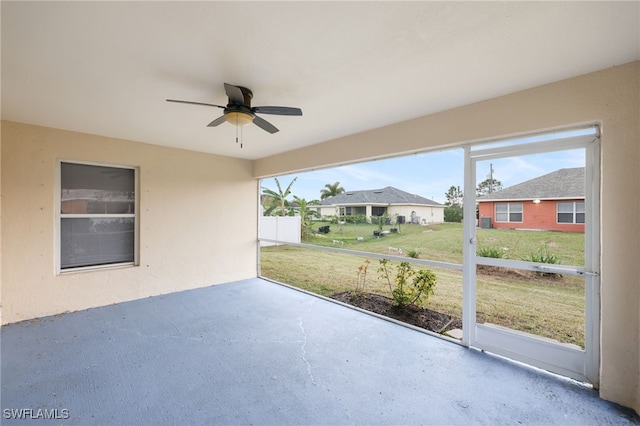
494, 202, 523, 223
557, 201, 585, 224
56, 160, 139, 274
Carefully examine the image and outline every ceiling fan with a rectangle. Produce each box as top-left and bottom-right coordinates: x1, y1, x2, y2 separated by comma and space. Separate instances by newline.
166, 83, 302, 134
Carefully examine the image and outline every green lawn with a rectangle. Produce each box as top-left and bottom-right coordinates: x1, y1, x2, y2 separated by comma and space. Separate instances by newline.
261, 222, 586, 347
303, 221, 584, 266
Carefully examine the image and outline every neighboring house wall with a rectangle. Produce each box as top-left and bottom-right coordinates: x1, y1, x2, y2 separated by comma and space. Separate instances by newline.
478, 199, 585, 232
387, 205, 444, 224
1, 121, 257, 324
318, 205, 338, 218
317, 204, 444, 224
254, 62, 640, 413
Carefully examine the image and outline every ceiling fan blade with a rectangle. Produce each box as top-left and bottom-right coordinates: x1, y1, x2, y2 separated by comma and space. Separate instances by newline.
252, 115, 279, 134
253, 106, 302, 116
207, 115, 227, 127
224, 83, 245, 105
166, 99, 225, 109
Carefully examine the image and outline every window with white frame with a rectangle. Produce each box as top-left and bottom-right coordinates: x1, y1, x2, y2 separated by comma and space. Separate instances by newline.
495, 202, 523, 222
557, 201, 585, 224
59, 161, 137, 271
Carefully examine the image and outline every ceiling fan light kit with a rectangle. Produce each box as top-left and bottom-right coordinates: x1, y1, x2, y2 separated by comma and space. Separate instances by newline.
226, 111, 253, 127
167, 83, 302, 147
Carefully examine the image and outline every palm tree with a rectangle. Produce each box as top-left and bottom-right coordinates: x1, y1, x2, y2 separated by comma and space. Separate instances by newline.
262, 177, 297, 216
320, 181, 345, 200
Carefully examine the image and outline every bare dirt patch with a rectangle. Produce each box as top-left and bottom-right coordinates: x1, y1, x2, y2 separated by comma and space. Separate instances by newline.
331, 291, 462, 334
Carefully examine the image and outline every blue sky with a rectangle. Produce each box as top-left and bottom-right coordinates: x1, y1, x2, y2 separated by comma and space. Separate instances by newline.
261, 147, 585, 205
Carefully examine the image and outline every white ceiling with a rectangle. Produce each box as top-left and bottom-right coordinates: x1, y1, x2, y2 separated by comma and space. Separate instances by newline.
2, 2, 639, 160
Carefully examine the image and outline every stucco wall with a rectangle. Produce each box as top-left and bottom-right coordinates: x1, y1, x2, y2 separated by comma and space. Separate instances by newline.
254, 62, 640, 412
1, 121, 257, 324
317, 204, 444, 224
387, 205, 444, 225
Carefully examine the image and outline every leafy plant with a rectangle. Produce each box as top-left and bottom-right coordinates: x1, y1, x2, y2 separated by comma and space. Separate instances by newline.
378, 258, 394, 293
476, 245, 505, 259
378, 259, 437, 309
345, 214, 366, 224
406, 249, 421, 259
526, 244, 560, 264
526, 244, 561, 277
444, 205, 463, 223
292, 196, 320, 239
261, 177, 297, 216
377, 213, 388, 231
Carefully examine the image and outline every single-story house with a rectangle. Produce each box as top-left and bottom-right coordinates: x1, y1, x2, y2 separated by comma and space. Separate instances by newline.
318, 186, 444, 225
478, 168, 585, 232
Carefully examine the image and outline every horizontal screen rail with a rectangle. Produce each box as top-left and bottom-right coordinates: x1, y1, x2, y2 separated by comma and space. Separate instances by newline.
476, 256, 594, 277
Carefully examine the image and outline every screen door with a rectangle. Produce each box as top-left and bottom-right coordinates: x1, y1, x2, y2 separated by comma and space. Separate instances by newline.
461, 127, 600, 385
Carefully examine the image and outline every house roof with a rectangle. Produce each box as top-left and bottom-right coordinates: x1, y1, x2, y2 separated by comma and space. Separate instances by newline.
320, 186, 443, 207
478, 167, 584, 201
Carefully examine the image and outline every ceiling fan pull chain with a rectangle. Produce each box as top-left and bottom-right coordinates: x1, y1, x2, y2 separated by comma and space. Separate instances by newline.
236, 115, 239, 145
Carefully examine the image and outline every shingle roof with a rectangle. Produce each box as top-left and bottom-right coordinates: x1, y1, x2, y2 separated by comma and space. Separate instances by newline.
479, 167, 584, 201
320, 186, 443, 206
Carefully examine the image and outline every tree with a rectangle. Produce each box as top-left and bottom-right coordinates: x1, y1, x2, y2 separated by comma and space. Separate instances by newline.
444, 206, 463, 223
320, 181, 345, 200
262, 177, 297, 216
444, 185, 463, 207
476, 178, 502, 197
292, 196, 320, 238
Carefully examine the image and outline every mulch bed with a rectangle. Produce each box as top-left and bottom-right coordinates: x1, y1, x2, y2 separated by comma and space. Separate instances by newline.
330, 291, 462, 334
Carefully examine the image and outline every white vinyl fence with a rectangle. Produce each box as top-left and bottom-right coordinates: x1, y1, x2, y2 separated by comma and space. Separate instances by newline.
259, 216, 301, 246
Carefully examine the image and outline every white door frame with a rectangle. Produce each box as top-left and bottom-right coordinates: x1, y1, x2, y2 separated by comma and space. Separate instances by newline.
462, 126, 601, 385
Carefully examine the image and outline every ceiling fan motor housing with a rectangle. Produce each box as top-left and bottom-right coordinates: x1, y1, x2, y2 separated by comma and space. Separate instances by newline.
233, 86, 253, 107
225, 86, 254, 125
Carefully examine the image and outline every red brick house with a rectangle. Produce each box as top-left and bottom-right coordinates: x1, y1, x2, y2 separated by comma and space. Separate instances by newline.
477, 168, 585, 233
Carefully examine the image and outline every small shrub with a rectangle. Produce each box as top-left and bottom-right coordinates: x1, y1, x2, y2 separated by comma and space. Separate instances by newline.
526, 245, 562, 277
444, 205, 463, 223
526, 245, 560, 264
476, 246, 505, 259
378, 259, 437, 309
378, 259, 393, 293
406, 249, 421, 259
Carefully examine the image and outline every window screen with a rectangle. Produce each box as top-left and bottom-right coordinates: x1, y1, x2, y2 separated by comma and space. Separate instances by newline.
60, 162, 136, 270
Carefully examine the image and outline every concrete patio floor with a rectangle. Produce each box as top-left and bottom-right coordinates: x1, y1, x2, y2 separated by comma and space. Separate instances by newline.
2, 278, 638, 425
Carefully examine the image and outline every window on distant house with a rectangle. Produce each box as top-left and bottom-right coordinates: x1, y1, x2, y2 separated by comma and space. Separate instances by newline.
59, 161, 137, 271
495, 202, 523, 222
371, 206, 387, 216
557, 201, 585, 224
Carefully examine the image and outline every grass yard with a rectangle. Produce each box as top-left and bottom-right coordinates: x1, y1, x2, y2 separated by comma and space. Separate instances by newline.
260, 222, 586, 347
304, 221, 584, 265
